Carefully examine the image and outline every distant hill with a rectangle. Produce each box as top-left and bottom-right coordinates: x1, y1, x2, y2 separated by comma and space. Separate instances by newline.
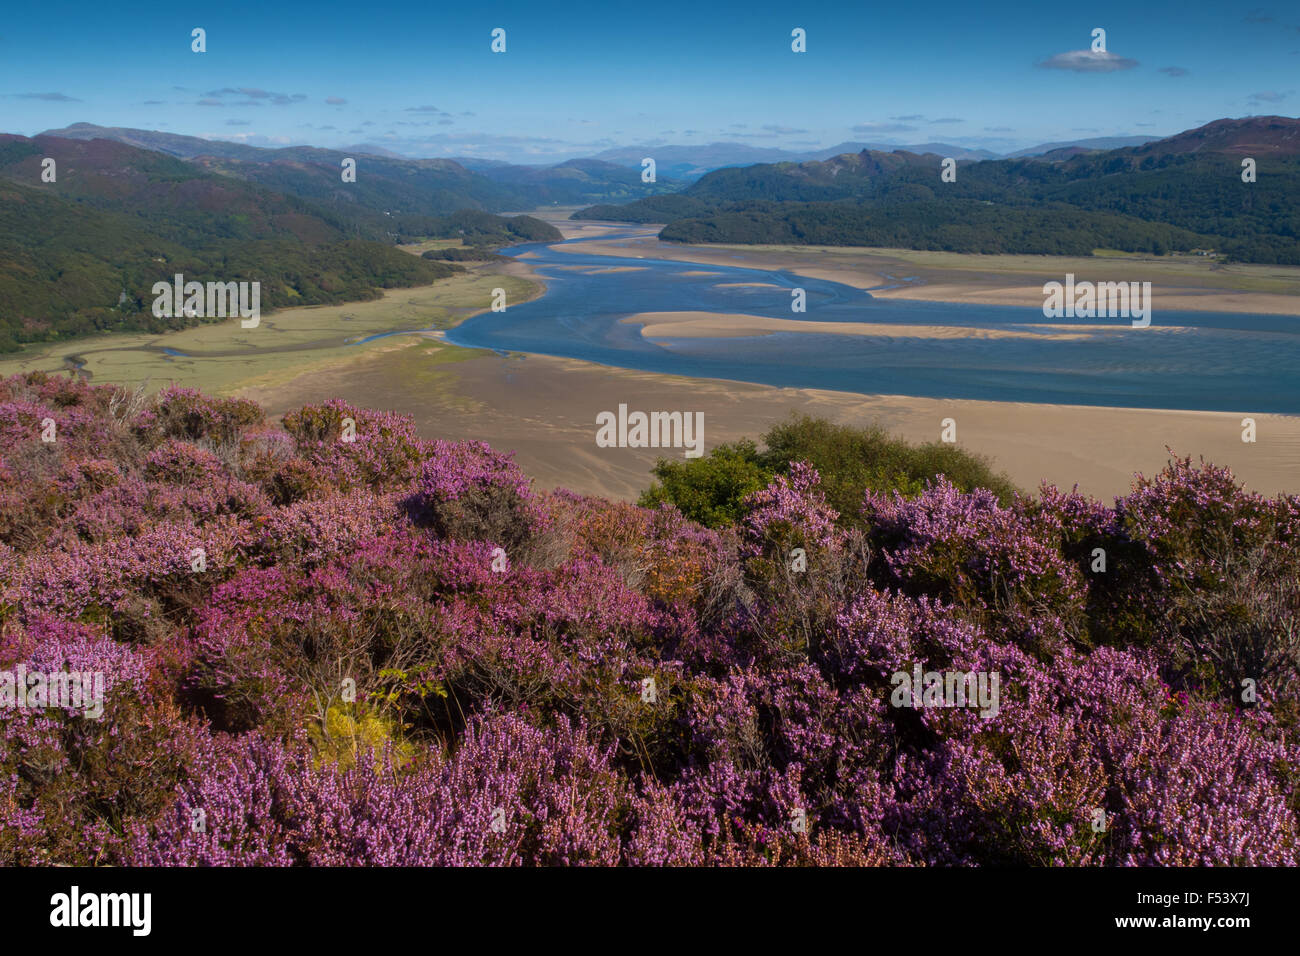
40, 124, 677, 220
1128, 115, 1300, 158
1, 134, 351, 244
41, 123, 274, 161
446, 157, 516, 171
588, 141, 995, 179
575, 117, 1300, 264
1008, 135, 1159, 158
42, 124, 533, 236
686, 150, 946, 203
807, 141, 998, 162
463, 158, 682, 205
578, 148, 952, 217
339, 143, 409, 159
589, 143, 804, 179
185, 149, 530, 237
0, 134, 550, 351
576, 194, 717, 224
659, 200, 1207, 258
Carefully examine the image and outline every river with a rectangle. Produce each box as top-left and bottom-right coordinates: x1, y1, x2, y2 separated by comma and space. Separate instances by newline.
446, 230, 1300, 413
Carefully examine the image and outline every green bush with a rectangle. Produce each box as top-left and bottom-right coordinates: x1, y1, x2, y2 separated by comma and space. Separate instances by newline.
639, 415, 1018, 528
638, 440, 773, 528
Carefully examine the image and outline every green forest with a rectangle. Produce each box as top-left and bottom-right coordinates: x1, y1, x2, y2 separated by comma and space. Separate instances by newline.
0, 136, 557, 352
411, 210, 562, 245
578, 150, 1300, 264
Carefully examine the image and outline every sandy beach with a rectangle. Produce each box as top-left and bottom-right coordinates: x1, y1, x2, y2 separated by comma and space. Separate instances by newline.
621, 311, 1147, 342
237, 337, 1300, 503
868, 280, 1300, 316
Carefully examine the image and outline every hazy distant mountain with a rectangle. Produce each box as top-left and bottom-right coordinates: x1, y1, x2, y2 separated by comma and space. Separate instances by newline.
590, 141, 999, 178
38, 123, 679, 214
1007, 117, 1300, 161
339, 143, 408, 159
806, 142, 998, 161
1008, 135, 1159, 158
464, 158, 680, 205
447, 157, 517, 170
589, 142, 803, 179
42, 122, 273, 160
1128, 115, 1300, 157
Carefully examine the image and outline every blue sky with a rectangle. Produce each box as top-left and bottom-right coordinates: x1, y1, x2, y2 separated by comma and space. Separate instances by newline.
1, 0, 1296, 161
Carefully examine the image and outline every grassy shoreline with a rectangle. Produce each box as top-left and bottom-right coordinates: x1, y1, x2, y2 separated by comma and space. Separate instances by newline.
0, 261, 543, 396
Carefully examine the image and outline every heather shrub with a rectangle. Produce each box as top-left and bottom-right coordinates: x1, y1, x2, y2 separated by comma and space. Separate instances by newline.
1027, 483, 1160, 646
259, 456, 339, 506
558, 493, 717, 603
408, 439, 550, 554
863, 478, 1088, 655
254, 488, 401, 566
188, 564, 347, 734
0, 616, 204, 865
282, 398, 427, 492
1108, 699, 1299, 865
145, 438, 226, 484
130, 714, 624, 866
1118, 455, 1300, 709
735, 462, 873, 663
3, 376, 1296, 867
5, 515, 253, 626
0, 441, 66, 549
56, 468, 268, 547
148, 386, 264, 447
425, 712, 624, 865
125, 730, 306, 865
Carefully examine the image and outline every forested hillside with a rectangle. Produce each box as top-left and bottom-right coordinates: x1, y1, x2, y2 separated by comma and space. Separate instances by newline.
42, 124, 680, 225
414, 209, 562, 244
0, 135, 542, 351
577, 117, 1300, 263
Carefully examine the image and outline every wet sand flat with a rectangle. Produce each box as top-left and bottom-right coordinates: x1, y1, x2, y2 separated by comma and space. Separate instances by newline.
621, 311, 1136, 341
237, 340, 1300, 503
544, 228, 1300, 315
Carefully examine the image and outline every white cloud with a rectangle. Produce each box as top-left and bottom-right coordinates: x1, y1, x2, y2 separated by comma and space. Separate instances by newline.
1036, 50, 1139, 72
851, 121, 917, 134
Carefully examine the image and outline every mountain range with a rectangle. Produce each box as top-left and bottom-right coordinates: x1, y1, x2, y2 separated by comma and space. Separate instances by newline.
39, 124, 680, 215
44, 123, 1163, 181
577, 117, 1300, 264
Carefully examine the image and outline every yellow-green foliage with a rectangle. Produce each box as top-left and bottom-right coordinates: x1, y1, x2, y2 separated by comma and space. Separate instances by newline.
309, 703, 415, 771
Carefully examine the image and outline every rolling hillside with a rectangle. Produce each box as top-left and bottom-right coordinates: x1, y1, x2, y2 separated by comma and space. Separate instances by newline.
41, 124, 681, 226
577, 117, 1300, 264
0, 134, 557, 350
